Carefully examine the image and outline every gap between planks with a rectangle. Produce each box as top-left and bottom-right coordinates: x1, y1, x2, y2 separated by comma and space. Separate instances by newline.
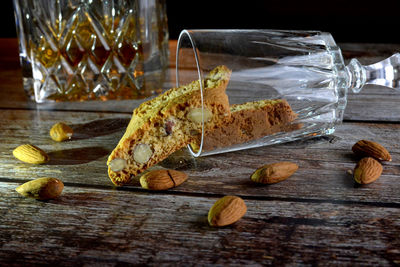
342, 119, 400, 124
3, 176, 400, 209
0, 106, 133, 115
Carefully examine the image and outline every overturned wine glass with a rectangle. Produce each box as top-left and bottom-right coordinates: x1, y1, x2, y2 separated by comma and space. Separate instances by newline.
176, 30, 400, 156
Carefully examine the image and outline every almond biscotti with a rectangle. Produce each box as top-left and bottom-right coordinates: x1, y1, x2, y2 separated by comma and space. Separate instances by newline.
195, 99, 298, 151
107, 65, 232, 186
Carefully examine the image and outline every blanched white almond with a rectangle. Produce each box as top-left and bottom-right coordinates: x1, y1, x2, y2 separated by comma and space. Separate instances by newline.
187, 107, 212, 124
109, 158, 127, 172
133, 144, 153, 164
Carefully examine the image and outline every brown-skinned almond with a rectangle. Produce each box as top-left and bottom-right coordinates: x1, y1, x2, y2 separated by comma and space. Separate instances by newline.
208, 196, 247, 227
352, 140, 391, 161
353, 157, 383, 184
16, 177, 64, 200
251, 162, 298, 184
140, 169, 188, 190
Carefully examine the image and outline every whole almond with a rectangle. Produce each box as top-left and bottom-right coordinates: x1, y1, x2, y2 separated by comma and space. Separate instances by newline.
208, 196, 247, 227
140, 169, 188, 190
13, 144, 49, 164
16, 177, 64, 200
352, 140, 391, 161
251, 162, 298, 184
353, 157, 383, 184
50, 122, 73, 142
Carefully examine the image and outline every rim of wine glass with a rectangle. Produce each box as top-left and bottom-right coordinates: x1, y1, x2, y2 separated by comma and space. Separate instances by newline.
176, 29, 204, 157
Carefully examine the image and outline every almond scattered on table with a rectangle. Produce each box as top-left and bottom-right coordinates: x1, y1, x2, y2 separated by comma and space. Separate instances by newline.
50, 122, 73, 142
16, 177, 64, 200
353, 157, 383, 184
13, 144, 49, 164
352, 140, 391, 161
208, 196, 247, 227
140, 169, 188, 190
250, 161, 298, 184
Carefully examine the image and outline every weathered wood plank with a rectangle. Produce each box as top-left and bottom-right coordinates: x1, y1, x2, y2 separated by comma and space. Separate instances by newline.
345, 85, 400, 121
1, 182, 399, 266
1, 109, 399, 205
1, 39, 400, 266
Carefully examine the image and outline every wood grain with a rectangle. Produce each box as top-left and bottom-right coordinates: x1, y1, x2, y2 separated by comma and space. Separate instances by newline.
1, 109, 399, 205
1, 182, 399, 266
1, 39, 400, 265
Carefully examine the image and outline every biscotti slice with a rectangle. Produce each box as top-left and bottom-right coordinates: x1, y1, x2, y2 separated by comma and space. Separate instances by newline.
107, 65, 232, 186
195, 99, 298, 151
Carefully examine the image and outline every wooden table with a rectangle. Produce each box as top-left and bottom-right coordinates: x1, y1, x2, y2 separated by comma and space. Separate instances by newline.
1, 38, 400, 266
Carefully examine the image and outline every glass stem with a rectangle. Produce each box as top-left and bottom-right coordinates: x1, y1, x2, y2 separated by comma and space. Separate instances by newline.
345, 58, 367, 93
345, 53, 400, 93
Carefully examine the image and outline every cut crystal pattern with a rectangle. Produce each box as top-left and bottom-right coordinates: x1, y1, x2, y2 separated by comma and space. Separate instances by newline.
13, 0, 169, 102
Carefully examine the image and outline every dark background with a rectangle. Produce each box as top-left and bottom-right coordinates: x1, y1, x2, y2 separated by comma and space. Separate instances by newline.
3, 0, 400, 43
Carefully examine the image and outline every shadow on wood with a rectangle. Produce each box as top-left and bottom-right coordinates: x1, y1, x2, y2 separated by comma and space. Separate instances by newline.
159, 149, 214, 172
281, 135, 341, 149
343, 152, 361, 163
47, 146, 110, 165
71, 118, 130, 140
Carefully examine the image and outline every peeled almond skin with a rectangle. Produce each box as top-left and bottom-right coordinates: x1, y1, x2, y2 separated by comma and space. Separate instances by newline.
353, 157, 383, 184
208, 196, 247, 227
